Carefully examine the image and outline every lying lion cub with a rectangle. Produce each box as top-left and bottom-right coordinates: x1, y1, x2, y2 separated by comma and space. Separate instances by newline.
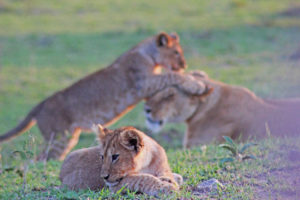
145, 71, 300, 148
60, 125, 183, 197
0, 32, 206, 160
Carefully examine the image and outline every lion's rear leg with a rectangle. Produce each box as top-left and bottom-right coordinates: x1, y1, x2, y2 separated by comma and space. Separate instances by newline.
57, 128, 81, 161
38, 128, 81, 161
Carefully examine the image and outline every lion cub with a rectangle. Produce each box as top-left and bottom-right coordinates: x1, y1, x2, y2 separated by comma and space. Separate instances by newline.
60, 125, 183, 197
145, 71, 300, 147
0, 32, 206, 161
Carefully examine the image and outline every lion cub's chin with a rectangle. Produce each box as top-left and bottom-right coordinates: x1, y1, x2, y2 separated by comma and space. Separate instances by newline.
104, 179, 122, 187
145, 119, 163, 134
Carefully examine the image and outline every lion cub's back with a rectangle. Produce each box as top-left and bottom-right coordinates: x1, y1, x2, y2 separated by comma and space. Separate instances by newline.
60, 146, 105, 191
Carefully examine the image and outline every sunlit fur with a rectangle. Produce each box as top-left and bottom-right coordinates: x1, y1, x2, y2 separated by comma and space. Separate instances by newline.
0, 32, 207, 161
145, 71, 300, 148
60, 126, 183, 196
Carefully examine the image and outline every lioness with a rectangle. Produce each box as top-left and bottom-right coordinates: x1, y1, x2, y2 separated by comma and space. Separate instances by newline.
0, 33, 206, 160
145, 71, 300, 148
60, 125, 183, 197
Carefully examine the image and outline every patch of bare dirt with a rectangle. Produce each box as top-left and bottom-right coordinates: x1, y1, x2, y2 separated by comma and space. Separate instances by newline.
247, 148, 300, 200
253, 165, 300, 200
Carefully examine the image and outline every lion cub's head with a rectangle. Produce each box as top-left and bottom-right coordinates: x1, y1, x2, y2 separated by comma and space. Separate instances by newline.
152, 32, 186, 71
144, 72, 213, 133
92, 125, 145, 187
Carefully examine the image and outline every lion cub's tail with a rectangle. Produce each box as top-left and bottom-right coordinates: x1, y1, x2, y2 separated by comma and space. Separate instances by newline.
0, 101, 44, 143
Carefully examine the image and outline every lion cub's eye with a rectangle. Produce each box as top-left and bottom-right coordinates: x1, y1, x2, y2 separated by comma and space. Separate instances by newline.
112, 154, 119, 162
100, 155, 104, 160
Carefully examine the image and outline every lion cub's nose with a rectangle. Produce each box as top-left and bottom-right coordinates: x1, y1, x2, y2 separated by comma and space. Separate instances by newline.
145, 108, 151, 114
103, 175, 110, 180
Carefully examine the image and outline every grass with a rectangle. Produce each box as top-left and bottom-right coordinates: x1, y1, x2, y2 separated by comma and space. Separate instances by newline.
1, 0, 300, 199
1, 135, 300, 199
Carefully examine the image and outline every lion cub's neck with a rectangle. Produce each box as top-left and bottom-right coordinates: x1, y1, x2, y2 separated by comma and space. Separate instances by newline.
187, 79, 270, 142
135, 134, 172, 177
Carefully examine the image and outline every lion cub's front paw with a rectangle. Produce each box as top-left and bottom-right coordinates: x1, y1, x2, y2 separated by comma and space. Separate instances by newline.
190, 70, 209, 78
172, 173, 184, 186
181, 75, 206, 95
159, 176, 173, 183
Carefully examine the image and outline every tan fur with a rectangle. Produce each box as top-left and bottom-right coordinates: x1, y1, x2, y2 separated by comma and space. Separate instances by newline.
0, 32, 207, 161
59, 146, 104, 190
60, 125, 183, 197
145, 71, 300, 148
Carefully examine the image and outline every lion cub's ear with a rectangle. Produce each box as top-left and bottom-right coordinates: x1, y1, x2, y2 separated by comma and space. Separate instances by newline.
92, 124, 108, 140
120, 129, 144, 152
170, 32, 179, 43
157, 32, 170, 47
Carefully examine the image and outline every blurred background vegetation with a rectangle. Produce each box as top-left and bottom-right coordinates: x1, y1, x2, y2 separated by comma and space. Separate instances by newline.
0, 0, 300, 157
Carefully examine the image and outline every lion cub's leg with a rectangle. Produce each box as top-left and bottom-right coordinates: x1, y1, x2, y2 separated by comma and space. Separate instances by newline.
38, 128, 81, 161
159, 176, 174, 184
57, 128, 81, 161
158, 173, 183, 187
110, 173, 178, 197
142, 73, 206, 98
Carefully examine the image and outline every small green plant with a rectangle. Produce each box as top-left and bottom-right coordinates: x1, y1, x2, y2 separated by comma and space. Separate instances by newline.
10, 134, 36, 192
219, 136, 257, 165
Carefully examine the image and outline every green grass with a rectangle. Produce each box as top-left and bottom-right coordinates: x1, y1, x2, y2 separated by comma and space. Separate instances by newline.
1, 0, 300, 199
1, 135, 300, 199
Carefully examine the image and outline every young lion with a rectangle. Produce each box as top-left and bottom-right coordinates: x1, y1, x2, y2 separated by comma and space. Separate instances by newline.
0, 32, 206, 160
60, 125, 183, 197
145, 71, 300, 148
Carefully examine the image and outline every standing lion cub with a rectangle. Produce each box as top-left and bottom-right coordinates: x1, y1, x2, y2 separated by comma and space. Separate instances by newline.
60, 125, 183, 197
0, 32, 206, 160
145, 71, 300, 148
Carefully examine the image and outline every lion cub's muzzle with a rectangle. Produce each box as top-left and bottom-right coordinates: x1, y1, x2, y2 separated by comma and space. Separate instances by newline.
145, 116, 164, 134
172, 61, 187, 72
103, 176, 124, 187
144, 107, 164, 133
